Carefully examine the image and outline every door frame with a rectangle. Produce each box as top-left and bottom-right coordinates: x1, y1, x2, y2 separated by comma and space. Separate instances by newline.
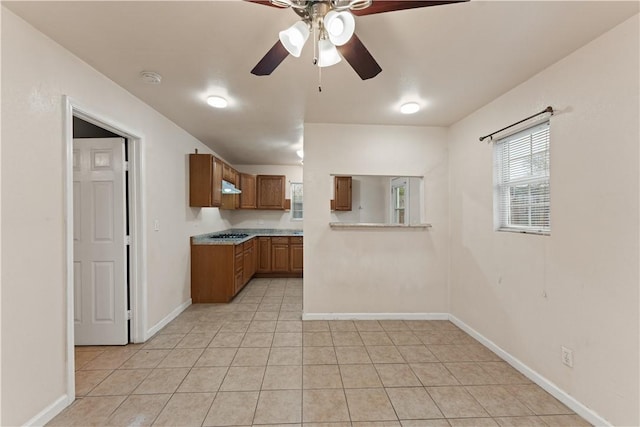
63, 96, 147, 401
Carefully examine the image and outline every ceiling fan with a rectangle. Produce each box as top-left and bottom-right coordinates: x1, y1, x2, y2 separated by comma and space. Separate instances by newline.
247, 0, 469, 80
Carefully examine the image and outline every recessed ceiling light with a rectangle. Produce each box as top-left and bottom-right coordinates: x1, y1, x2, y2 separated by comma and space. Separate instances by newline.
207, 96, 228, 108
400, 102, 420, 114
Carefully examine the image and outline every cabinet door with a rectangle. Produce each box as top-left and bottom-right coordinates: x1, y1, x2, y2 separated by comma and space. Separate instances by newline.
212, 157, 223, 207
242, 241, 256, 284
257, 237, 271, 273
253, 240, 258, 275
222, 163, 234, 183
257, 175, 286, 209
239, 174, 257, 209
189, 154, 213, 207
271, 243, 290, 272
334, 176, 352, 211
290, 243, 303, 273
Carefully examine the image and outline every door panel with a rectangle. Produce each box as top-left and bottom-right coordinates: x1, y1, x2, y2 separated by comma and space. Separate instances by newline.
93, 261, 115, 322
74, 137, 127, 345
93, 181, 115, 241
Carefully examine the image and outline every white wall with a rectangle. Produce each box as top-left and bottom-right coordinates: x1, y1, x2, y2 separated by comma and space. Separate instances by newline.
448, 15, 639, 426
0, 9, 230, 425
227, 164, 303, 230
303, 124, 449, 315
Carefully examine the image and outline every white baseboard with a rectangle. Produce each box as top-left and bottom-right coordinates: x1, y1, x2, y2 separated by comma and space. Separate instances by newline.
144, 298, 192, 341
23, 394, 72, 427
448, 314, 611, 427
302, 312, 449, 320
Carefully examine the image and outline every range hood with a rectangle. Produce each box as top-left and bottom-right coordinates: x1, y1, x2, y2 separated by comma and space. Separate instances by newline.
222, 180, 242, 195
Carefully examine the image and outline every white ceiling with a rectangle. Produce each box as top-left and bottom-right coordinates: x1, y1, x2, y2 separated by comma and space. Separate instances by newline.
5, 1, 638, 165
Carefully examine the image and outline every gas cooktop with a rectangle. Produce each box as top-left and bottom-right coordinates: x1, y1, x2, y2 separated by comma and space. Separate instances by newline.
209, 233, 249, 239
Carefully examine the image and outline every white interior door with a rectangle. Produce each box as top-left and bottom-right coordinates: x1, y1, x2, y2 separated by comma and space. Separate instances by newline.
73, 137, 128, 345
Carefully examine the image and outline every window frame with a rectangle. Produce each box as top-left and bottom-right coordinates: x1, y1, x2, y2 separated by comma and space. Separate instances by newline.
290, 181, 303, 221
493, 120, 551, 235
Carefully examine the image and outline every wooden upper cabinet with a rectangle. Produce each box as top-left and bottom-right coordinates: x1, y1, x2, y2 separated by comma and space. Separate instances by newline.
222, 162, 235, 183
189, 154, 222, 207
334, 176, 352, 211
212, 157, 223, 207
257, 175, 286, 210
239, 173, 257, 209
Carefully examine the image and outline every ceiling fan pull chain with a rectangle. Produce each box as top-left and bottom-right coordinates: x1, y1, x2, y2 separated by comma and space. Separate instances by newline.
312, 19, 318, 65
318, 66, 322, 92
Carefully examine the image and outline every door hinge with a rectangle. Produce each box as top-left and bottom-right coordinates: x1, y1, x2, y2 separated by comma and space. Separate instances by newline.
124, 161, 129, 171
125, 235, 131, 245
126, 310, 132, 320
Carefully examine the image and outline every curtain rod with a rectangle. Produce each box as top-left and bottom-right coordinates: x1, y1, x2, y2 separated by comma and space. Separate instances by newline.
479, 106, 554, 143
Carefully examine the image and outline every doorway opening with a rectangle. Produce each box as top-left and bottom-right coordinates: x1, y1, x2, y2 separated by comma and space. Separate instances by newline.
73, 117, 131, 344
64, 96, 147, 402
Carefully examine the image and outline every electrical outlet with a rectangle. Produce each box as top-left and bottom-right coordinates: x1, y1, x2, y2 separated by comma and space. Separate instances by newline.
561, 346, 573, 368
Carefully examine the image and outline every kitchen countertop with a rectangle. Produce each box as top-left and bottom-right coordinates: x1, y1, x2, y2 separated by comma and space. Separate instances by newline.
191, 228, 303, 245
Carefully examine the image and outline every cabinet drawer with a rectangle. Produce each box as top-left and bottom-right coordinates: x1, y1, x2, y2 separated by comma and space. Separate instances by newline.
235, 244, 243, 255
289, 237, 303, 244
235, 253, 243, 272
271, 237, 289, 244
243, 239, 254, 251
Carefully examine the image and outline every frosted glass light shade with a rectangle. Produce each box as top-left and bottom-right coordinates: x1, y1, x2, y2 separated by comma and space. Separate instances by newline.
400, 102, 420, 114
279, 21, 310, 57
324, 10, 355, 46
317, 39, 342, 67
207, 96, 228, 108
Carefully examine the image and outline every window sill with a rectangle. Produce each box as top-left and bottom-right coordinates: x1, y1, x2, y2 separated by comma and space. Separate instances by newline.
329, 222, 432, 229
497, 227, 550, 236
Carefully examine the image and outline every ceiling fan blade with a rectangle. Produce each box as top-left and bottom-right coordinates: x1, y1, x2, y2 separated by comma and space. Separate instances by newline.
336, 33, 382, 80
251, 40, 290, 76
244, 0, 286, 9
352, 0, 469, 16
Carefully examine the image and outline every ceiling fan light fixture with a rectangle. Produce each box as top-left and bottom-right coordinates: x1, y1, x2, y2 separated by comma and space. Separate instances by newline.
270, 0, 292, 8
400, 102, 420, 114
207, 96, 228, 108
323, 10, 355, 46
347, 0, 372, 11
279, 21, 310, 57
317, 38, 342, 67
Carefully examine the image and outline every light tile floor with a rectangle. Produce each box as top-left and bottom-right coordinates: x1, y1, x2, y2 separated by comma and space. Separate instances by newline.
50, 278, 592, 427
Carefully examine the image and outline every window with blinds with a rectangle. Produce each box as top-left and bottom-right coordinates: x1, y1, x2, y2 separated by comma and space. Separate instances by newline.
494, 121, 550, 234
290, 182, 303, 220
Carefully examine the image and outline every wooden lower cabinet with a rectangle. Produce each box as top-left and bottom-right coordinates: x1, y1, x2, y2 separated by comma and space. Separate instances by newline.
243, 239, 256, 284
290, 237, 303, 273
191, 238, 256, 303
257, 237, 271, 273
255, 236, 303, 277
271, 237, 290, 272
192, 235, 303, 303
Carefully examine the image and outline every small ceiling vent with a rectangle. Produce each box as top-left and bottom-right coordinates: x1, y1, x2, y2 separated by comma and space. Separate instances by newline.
139, 71, 162, 84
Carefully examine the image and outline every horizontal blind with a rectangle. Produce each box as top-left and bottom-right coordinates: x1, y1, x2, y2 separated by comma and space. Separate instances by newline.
494, 121, 550, 233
